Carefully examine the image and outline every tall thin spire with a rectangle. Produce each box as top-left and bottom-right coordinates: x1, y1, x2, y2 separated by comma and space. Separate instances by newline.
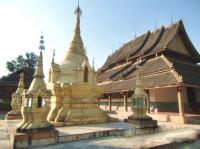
92, 57, 95, 70
28, 33, 46, 92
74, 1, 82, 34
61, 2, 85, 64
52, 49, 55, 63
171, 13, 173, 24
15, 72, 24, 94
18, 72, 24, 88
33, 51, 44, 78
34, 33, 45, 78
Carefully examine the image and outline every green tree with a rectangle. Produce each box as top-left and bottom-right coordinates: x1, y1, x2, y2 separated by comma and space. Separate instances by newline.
6, 52, 38, 73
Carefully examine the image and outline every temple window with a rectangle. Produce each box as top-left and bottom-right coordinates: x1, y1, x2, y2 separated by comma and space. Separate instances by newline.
37, 96, 42, 108
84, 66, 88, 82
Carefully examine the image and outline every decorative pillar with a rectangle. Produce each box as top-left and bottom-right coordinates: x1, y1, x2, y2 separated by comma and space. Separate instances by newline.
127, 58, 157, 128
108, 94, 112, 111
177, 86, 185, 117
123, 92, 128, 112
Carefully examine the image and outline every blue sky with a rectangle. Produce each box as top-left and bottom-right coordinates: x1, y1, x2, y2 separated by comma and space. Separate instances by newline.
0, 0, 200, 79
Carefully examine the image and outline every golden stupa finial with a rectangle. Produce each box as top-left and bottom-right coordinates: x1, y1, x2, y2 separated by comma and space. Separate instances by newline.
74, 1, 82, 34
28, 33, 46, 92
52, 49, 55, 63
61, 1, 85, 64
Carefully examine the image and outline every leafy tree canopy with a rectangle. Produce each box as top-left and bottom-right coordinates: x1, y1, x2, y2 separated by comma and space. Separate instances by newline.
6, 52, 38, 73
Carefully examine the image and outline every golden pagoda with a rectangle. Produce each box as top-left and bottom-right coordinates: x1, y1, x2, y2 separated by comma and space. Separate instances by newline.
47, 4, 111, 126
12, 34, 58, 149
7, 72, 24, 119
16, 34, 53, 132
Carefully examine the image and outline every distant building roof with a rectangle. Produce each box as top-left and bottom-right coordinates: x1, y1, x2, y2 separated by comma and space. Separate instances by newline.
0, 68, 34, 86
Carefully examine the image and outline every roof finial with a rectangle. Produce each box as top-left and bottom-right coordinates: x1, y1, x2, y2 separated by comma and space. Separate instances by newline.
39, 31, 45, 51
154, 18, 157, 30
134, 30, 137, 38
52, 49, 55, 63
171, 12, 173, 24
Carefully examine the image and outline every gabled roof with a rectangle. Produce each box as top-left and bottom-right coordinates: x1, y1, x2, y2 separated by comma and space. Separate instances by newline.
100, 20, 200, 72
97, 56, 200, 93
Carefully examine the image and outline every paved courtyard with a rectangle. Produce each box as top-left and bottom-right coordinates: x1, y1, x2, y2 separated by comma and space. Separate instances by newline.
1, 113, 200, 149
31, 128, 200, 149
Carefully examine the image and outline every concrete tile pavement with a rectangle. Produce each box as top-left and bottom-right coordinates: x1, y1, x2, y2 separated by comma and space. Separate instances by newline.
1, 112, 200, 149
0, 121, 11, 149
31, 128, 200, 149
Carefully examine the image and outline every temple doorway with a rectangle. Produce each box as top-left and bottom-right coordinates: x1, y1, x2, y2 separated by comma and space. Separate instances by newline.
187, 87, 196, 113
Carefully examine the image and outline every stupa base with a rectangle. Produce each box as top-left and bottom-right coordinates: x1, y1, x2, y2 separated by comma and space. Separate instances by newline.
11, 127, 58, 149
127, 115, 157, 128
52, 108, 118, 126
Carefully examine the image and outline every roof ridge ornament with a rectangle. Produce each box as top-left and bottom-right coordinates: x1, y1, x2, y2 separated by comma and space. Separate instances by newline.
171, 12, 173, 24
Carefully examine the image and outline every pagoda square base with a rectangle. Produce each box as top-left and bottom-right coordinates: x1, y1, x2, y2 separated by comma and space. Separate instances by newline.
127, 116, 157, 128
10, 128, 58, 149
53, 107, 118, 126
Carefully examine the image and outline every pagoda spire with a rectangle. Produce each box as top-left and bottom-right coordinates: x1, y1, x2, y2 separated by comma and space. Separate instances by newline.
74, 1, 82, 34
52, 49, 55, 63
15, 72, 24, 94
28, 33, 46, 92
70, 2, 84, 54
61, 2, 86, 64
92, 57, 95, 70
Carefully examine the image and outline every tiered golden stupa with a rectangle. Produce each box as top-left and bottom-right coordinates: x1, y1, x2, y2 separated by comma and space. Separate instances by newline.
17, 34, 53, 132
7, 72, 24, 119
47, 5, 111, 126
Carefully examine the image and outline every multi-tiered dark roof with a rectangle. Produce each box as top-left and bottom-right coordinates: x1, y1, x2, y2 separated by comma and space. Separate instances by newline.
97, 20, 200, 94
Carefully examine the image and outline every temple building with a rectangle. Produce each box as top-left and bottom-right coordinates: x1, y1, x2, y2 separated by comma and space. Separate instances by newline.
47, 5, 111, 126
97, 20, 200, 118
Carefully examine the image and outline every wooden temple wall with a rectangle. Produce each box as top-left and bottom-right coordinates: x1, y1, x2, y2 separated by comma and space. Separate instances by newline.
99, 86, 200, 114
149, 87, 187, 112
99, 98, 132, 112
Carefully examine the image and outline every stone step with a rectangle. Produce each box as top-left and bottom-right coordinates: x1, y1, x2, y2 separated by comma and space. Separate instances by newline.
57, 122, 162, 144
